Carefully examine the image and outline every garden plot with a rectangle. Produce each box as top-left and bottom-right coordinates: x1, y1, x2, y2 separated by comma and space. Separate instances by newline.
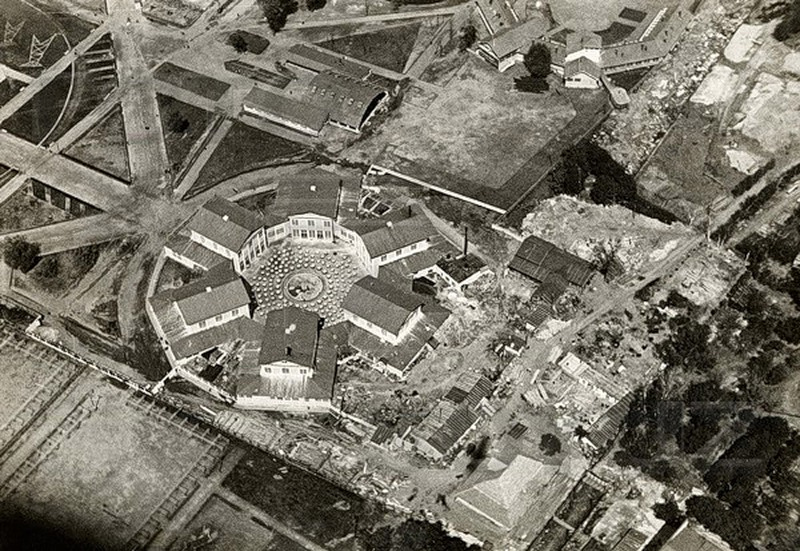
315, 22, 422, 73
64, 105, 131, 182
3, 385, 214, 549
156, 94, 216, 177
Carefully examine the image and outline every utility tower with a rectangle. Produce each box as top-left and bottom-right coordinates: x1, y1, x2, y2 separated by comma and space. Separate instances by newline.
20, 34, 57, 68
1, 20, 25, 47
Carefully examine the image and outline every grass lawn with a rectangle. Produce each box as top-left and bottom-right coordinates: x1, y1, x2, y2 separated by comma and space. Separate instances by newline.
64, 105, 131, 181
186, 122, 306, 198
0, 64, 71, 144
0, 186, 72, 233
156, 94, 215, 175
22, 243, 106, 296
223, 448, 378, 548
315, 23, 421, 73
154, 62, 230, 101
5, 386, 210, 549
234, 190, 276, 217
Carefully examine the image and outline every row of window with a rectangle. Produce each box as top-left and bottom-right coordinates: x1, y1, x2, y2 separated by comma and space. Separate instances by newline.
263, 367, 308, 375
292, 230, 332, 240
196, 307, 243, 330
290, 219, 333, 227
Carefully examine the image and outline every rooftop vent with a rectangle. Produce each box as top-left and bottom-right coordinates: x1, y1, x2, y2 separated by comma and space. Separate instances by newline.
222, 214, 229, 222
310, 185, 317, 192
205, 286, 212, 293
386, 221, 393, 228
285, 323, 297, 334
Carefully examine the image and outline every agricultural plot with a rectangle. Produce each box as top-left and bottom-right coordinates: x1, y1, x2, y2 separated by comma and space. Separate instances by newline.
1, 386, 217, 550
156, 94, 215, 176
223, 448, 378, 549
315, 23, 422, 73
0, 328, 84, 452
154, 62, 230, 101
186, 122, 306, 198
64, 104, 131, 181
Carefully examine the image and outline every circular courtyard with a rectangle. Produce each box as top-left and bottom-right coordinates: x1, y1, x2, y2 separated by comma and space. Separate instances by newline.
245, 241, 367, 324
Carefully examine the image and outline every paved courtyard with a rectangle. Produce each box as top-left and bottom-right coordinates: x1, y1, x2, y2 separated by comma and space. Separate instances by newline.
245, 240, 368, 325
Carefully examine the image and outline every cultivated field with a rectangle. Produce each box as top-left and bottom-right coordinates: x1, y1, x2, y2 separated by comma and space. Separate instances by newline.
346, 57, 575, 198
317, 23, 422, 73
2, 385, 217, 549
154, 62, 230, 101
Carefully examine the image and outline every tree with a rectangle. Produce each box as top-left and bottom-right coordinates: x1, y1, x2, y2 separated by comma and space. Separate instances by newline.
774, 0, 800, 41
2, 237, 40, 273
523, 43, 551, 79
168, 113, 190, 134
306, 0, 326, 11
228, 33, 248, 53
458, 24, 478, 51
539, 433, 562, 456
257, 0, 298, 32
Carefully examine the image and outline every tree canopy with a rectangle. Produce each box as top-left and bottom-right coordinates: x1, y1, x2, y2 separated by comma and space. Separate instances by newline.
257, 0, 298, 32
2, 237, 41, 273
523, 43, 551, 79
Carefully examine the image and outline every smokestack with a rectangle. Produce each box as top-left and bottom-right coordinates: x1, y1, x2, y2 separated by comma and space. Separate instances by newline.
463, 227, 468, 257
407, 205, 412, 218
286, 346, 292, 357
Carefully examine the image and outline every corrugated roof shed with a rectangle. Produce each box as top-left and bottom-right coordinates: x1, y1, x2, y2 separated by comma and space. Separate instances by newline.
416, 401, 479, 456
445, 371, 493, 409
259, 306, 321, 369
154, 264, 251, 327
358, 215, 438, 259
287, 44, 372, 80
306, 70, 387, 130
436, 254, 487, 284
242, 86, 329, 133
344, 276, 424, 336
509, 235, 594, 287
187, 196, 264, 252
273, 167, 342, 219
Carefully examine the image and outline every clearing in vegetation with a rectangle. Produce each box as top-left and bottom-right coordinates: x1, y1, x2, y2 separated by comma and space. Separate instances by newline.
186, 122, 306, 198
64, 105, 131, 182
315, 23, 421, 73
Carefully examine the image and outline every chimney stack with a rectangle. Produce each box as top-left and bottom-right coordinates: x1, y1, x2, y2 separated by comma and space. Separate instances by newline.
463, 227, 468, 257
205, 286, 212, 293
286, 346, 292, 357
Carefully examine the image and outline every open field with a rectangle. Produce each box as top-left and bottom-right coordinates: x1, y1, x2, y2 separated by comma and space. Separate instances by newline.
0, 184, 72, 233
347, 58, 575, 207
168, 494, 281, 551
316, 23, 422, 73
16, 243, 106, 297
187, 122, 307, 198
154, 62, 231, 101
550, 0, 678, 32
64, 105, 131, 181
2, 386, 217, 549
156, 94, 215, 175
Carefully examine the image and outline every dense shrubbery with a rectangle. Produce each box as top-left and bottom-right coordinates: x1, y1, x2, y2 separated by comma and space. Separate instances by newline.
257, 0, 298, 32
774, 0, 800, 41
730, 158, 775, 197
2, 237, 41, 273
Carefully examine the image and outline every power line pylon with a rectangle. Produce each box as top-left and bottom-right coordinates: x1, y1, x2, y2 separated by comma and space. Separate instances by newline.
1, 20, 25, 48
20, 34, 56, 68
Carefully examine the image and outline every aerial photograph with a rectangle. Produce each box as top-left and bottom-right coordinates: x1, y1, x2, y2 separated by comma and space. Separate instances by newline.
0, 0, 798, 549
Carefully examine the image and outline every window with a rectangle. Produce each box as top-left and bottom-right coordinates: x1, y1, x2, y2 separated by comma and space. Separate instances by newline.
292, 230, 299, 237
215, 314, 223, 322
282, 368, 290, 374
300, 369, 307, 375
264, 367, 271, 374
410, 243, 417, 251
317, 231, 324, 239
300, 230, 308, 239
396, 250, 402, 257
308, 220, 315, 227
324, 220, 331, 227
199, 320, 206, 329
324, 231, 332, 239
381, 255, 387, 262
292, 219, 298, 225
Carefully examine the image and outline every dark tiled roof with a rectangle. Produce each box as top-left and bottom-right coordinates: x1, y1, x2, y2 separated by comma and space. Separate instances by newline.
523, 302, 552, 329
344, 276, 424, 336
564, 56, 602, 79
306, 70, 387, 129
287, 44, 372, 80
566, 31, 602, 55
171, 317, 263, 361
587, 391, 635, 449
187, 196, 264, 252
357, 215, 438, 259
259, 306, 321, 369
420, 402, 479, 455
273, 167, 343, 219
509, 236, 594, 287
165, 234, 229, 271
242, 86, 329, 133
153, 264, 251, 326
436, 253, 487, 283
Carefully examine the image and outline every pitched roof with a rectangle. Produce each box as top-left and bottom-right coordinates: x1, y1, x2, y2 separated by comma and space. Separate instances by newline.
287, 44, 372, 80
454, 456, 555, 530
242, 86, 329, 133
187, 197, 264, 252
566, 31, 602, 55
259, 306, 321, 369
273, 167, 342, 219
564, 56, 601, 79
171, 317, 264, 361
306, 70, 387, 129
356, 215, 438, 259
165, 234, 230, 271
485, 15, 549, 59
509, 235, 594, 287
662, 522, 733, 551
155, 264, 251, 326
444, 371, 493, 409
415, 401, 479, 456
344, 276, 424, 336
436, 254, 487, 283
